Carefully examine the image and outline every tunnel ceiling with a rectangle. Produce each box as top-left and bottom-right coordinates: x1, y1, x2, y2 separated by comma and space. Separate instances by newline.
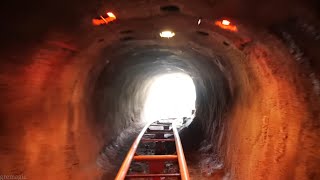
0, 0, 320, 180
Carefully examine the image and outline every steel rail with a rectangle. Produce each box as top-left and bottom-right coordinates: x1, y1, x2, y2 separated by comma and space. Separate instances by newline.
125, 173, 180, 178
133, 155, 178, 161
172, 123, 190, 180
115, 121, 190, 180
141, 138, 175, 142
114, 121, 155, 180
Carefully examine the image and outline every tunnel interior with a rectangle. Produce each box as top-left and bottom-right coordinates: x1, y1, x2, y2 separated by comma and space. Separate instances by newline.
91, 42, 233, 177
0, 0, 320, 179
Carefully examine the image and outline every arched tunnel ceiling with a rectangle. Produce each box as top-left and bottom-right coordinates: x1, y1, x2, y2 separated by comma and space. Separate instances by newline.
0, 0, 320, 180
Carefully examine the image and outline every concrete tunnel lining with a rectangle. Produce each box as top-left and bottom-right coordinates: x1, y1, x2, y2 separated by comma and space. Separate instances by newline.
0, 0, 319, 179
90, 42, 233, 176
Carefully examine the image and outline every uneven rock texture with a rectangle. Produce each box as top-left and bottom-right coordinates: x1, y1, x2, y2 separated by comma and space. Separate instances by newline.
0, 0, 319, 179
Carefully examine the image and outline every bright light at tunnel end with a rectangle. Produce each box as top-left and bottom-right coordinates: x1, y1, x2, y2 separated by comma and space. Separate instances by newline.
160, 30, 175, 38
143, 73, 196, 124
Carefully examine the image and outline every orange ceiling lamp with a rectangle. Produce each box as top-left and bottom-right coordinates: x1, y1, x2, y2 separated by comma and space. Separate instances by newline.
107, 12, 116, 18
92, 11, 117, 26
221, 20, 231, 26
215, 19, 237, 32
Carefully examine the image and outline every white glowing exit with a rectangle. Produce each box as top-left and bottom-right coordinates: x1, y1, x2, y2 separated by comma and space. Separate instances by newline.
143, 73, 196, 122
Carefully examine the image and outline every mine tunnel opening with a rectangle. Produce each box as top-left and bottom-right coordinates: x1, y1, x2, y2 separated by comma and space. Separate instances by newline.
142, 72, 196, 125
92, 45, 234, 178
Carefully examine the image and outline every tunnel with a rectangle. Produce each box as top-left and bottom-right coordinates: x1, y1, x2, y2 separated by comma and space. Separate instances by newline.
0, 0, 319, 179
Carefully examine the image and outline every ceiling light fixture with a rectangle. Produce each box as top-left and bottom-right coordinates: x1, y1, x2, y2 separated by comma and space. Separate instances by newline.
160, 31, 175, 38
92, 11, 116, 26
107, 12, 116, 18
215, 19, 238, 32
221, 20, 231, 26
197, 18, 202, 25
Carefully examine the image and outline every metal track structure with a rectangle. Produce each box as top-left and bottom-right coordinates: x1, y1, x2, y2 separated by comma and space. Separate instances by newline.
115, 120, 190, 180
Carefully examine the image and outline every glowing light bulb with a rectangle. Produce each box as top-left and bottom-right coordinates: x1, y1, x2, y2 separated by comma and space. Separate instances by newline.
222, 20, 231, 26
160, 31, 175, 38
92, 11, 116, 26
107, 12, 116, 18
197, 18, 201, 25
215, 19, 237, 32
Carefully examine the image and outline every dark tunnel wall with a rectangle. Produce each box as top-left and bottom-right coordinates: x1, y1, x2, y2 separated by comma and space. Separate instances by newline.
91, 43, 232, 137
0, 0, 320, 179
90, 43, 233, 176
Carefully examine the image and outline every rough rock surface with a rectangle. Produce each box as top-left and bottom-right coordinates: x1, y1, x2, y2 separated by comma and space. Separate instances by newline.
0, 0, 319, 179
